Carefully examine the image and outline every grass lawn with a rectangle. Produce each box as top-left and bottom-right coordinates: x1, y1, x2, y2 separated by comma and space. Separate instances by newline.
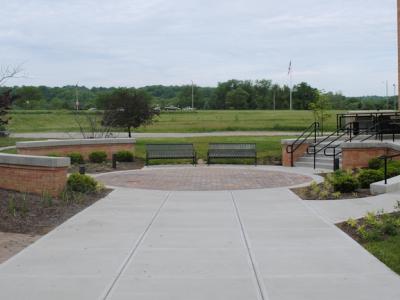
8, 110, 341, 133
365, 236, 400, 275
0, 137, 35, 148
339, 209, 400, 276
133, 136, 287, 164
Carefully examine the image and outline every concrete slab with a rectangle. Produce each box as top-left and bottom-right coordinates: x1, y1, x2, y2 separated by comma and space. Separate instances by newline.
0, 167, 399, 299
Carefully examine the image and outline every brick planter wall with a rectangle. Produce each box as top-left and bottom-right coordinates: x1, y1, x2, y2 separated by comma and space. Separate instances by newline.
0, 154, 70, 197
0, 164, 68, 196
282, 143, 310, 167
341, 142, 400, 170
341, 148, 388, 169
16, 139, 136, 160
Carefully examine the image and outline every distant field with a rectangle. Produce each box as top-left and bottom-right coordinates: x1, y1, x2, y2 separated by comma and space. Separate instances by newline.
8, 110, 342, 133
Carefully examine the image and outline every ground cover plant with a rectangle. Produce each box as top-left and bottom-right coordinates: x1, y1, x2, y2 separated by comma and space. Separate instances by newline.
293, 170, 370, 200
338, 202, 400, 275
7, 110, 341, 133
0, 176, 110, 235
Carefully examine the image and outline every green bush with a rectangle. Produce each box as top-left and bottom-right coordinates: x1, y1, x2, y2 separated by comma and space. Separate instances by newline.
67, 152, 84, 165
368, 157, 383, 170
89, 151, 107, 163
47, 152, 60, 157
67, 173, 97, 193
114, 150, 134, 162
358, 169, 384, 189
332, 172, 359, 193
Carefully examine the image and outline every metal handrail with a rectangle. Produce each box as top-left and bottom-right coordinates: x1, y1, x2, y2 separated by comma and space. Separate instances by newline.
323, 122, 388, 170
286, 122, 320, 167
379, 152, 400, 184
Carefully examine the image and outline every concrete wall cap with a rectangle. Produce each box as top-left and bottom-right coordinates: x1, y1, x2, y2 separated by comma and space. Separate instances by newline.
16, 138, 136, 149
0, 153, 70, 167
341, 141, 400, 151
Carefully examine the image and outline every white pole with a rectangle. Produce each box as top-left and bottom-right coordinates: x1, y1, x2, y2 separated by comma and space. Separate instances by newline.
289, 72, 293, 111
394, 83, 397, 110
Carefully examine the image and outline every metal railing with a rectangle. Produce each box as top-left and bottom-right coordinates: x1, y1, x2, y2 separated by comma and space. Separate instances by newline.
323, 122, 390, 170
285, 122, 320, 167
306, 122, 356, 169
379, 152, 400, 184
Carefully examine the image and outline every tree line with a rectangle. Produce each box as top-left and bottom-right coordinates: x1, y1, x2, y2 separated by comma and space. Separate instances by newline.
0, 80, 397, 111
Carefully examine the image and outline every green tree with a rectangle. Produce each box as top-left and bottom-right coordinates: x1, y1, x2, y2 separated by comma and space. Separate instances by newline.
226, 88, 249, 109
100, 88, 158, 137
15, 86, 43, 109
176, 85, 203, 109
309, 93, 331, 135
0, 90, 17, 132
293, 82, 319, 110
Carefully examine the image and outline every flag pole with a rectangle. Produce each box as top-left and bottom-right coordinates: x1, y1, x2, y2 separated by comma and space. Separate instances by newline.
290, 71, 293, 111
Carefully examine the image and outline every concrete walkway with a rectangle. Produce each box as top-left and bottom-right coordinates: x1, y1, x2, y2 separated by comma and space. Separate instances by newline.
0, 167, 399, 299
11, 131, 299, 139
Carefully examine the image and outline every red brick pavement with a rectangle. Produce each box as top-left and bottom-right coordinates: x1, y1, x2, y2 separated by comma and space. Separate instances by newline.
97, 167, 312, 191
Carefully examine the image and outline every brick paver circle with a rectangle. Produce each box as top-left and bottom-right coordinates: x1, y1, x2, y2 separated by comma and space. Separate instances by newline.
97, 167, 312, 191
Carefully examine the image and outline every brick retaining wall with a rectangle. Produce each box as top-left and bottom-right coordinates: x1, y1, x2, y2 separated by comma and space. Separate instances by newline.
0, 154, 70, 196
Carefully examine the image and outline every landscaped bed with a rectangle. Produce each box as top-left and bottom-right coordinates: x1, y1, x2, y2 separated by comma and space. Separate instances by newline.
338, 203, 400, 275
292, 170, 372, 200
0, 173, 111, 263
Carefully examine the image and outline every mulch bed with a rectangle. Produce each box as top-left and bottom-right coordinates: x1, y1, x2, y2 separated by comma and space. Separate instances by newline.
337, 211, 400, 242
291, 184, 372, 201
0, 189, 112, 235
69, 160, 144, 174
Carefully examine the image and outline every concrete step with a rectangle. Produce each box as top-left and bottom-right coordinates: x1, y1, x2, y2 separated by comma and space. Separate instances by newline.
296, 156, 334, 164
294, 161, 334, 170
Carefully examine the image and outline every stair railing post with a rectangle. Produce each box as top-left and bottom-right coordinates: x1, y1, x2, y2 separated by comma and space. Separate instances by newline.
290, 146, 294, 167
384, 156, 388, 185
313, 146, 316, 169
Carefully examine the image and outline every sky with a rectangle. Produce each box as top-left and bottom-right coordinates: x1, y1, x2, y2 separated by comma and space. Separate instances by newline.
0, 0, 397, 96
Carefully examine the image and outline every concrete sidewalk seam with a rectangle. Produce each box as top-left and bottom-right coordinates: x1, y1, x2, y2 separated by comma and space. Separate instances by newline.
230, 191, 269, 300
101, 192, 172, 299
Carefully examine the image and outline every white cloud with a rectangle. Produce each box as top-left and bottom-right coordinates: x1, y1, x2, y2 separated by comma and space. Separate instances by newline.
0, 0, 396, 95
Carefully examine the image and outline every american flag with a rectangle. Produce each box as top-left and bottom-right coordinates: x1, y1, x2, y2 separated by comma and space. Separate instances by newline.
288, 60, 292, 75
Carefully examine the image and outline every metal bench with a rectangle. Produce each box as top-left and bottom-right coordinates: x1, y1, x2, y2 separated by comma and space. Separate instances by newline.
207, 143, 257, 165
146, 144, 197, 166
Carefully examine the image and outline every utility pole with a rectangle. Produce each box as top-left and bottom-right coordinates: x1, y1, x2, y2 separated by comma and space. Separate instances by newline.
288, 60, 293, 110
192, 81, 194, 110
273, 91, 276, 111
397, 0, 400, 109
394, 83, 397, 110
386, 80, 389, 109
75, 83, 80, 111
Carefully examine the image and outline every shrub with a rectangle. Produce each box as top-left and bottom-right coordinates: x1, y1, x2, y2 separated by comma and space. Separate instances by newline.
358, 169, 384, 189
67, 152, 84, 165
368, 157, 383, 170
67, 173, 98, 193
47, 152, 60, 157
89, 151, 107, 163
332, 172, 359, 193
114, 150, 134, 162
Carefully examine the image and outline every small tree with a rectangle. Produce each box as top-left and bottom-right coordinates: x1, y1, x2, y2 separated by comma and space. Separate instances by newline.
0, 65, 23, 133
309, 92, 331, 135
100, 88, 158, 137
0, 90, 16, 133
